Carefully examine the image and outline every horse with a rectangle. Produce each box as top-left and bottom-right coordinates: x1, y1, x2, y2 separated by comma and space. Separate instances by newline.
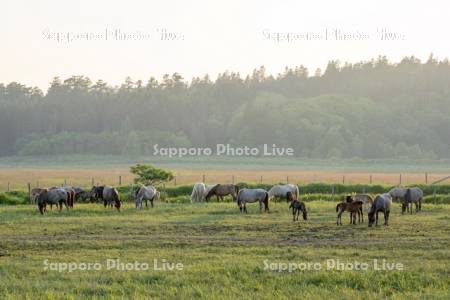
36, 188, 68, 215
91, 186, 121, 211
287, 192, 307, 221
336, 200, 364, 225
268, 184, 299, 201
346, 194, 373, 212
73, 187, 93, 202
191, 183, 206, 203
368, 193, 392, 227
236, 188, 269, 213
205, 184, 239, 202
403, 187, 423, 214
133, 185, 160, 209
31, 187, 46, 203
388, 187, 407, 203
61, 186, 75, 208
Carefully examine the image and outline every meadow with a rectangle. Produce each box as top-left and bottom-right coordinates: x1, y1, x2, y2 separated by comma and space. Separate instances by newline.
0, 201, 449, 299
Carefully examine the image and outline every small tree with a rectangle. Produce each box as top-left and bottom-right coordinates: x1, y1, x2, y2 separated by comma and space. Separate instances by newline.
130, 164, 174, 185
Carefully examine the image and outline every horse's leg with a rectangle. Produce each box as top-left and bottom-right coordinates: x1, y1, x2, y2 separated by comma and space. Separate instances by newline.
386, 210, 390, 226
410, 202, 413, 215
419, 198, 422, 211
292, 209, 295, 222
375, 211, 379, 226
259, 201, 263, 213
145, 199, 148, 208
151, 199, 154, 208
244, 204, 248, 214
337, 211, 342, 225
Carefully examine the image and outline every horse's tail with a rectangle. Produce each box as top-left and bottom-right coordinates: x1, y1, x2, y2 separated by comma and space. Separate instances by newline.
234, 185, 239, 195
295, 185, 299, 200
336, 203, 340, 212
264, 192, 269, 211
113, 189, 121, 211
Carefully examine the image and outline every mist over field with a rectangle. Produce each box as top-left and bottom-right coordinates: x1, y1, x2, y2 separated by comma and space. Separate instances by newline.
1, 56, 450, 159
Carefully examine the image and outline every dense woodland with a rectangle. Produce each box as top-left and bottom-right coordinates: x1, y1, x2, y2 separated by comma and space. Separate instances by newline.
1, 55, 450, 159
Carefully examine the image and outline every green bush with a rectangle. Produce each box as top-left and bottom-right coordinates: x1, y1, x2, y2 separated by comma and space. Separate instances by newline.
0, 192, 28, 205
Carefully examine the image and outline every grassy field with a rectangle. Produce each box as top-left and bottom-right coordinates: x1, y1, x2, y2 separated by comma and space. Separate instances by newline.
1, 201, 449, 299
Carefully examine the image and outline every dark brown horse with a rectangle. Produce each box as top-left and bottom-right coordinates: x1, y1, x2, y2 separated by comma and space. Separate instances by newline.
336, 200, 363, 225
287, 192, 307, 221
205, 184, 239, 202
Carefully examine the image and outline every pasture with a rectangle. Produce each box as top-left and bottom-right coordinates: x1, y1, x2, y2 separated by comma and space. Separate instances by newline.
1, 201, 449, 299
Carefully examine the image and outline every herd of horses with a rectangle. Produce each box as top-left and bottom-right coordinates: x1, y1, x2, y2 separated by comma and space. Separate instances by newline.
31, 182, 424, 227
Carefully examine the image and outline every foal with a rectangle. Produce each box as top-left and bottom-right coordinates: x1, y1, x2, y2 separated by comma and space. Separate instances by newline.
336, 199, 364, 225
287, 192, 307, 221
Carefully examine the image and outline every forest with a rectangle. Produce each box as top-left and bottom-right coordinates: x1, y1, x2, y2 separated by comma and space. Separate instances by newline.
1, 55, 449, 159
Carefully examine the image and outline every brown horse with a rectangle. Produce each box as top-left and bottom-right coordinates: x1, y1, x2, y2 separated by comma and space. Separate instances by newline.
336, 200, 364, 225
205, 184, 239, 202
287, 192, 307, 221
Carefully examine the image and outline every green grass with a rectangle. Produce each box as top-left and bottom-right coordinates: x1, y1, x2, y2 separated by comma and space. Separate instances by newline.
1, 201, 449, 299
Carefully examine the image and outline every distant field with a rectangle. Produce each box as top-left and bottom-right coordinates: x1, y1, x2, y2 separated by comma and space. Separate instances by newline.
0, 202, 449, 299
0, 155, 449, 191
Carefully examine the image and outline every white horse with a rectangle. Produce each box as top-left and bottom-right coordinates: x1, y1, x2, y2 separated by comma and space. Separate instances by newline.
268, 184, 299, 201
191, 183, 216, 203
133, 185, 159, 209
191, 183, 206, 203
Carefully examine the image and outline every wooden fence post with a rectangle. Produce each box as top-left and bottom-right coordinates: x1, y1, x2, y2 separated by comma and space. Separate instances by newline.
433, 186, 437, 204
232, 175, 235, 184
425, 173, 428, 184
342, 175, 345, 185
202, 174, 206, 183
7, 182, 10, 192
399, 174, 402, 186
28, 183, 31, 204
91, 177, 94, 186
119, 175, 122, 186
369, 174, 372, 185
260, 176, 263, 184
174, 177, 177, 186
286, 176, 289, 184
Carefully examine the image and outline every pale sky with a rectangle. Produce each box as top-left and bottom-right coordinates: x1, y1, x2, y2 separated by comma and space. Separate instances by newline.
1, 0, 449, 90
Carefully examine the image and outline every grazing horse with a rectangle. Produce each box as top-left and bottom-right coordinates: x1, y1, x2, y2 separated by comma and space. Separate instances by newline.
236, 188, 269, 213
191, 183, 206, 203
73, 187, 93, 202
268, 184, 299, 201
346, 194, 373, 212
205, 184, 239, 202
403, 187, 423, 214
388, 187, 407, 203
336, 200, 364, 225
91, 186, 121, 211
133, 185, 160, 209
61, 186, 75, 208
287, 192, 307, 221
36, 188, 68, 215
368, 193, 392, 227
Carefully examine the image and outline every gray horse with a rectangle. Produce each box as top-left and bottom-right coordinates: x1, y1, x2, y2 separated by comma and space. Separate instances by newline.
403, 187, 423, 214
36, 188, 68, 215
236, 188, 269, 213
132, 185, 159, 209
368, 193, 392, 227
91, 186, 121, 211
388, 187, 407, 203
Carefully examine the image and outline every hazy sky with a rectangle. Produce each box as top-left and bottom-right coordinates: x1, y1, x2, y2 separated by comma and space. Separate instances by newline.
1, 0, 449, 90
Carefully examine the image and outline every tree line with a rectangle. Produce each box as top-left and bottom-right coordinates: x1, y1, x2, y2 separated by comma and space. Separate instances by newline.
1, 55, 450, 159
